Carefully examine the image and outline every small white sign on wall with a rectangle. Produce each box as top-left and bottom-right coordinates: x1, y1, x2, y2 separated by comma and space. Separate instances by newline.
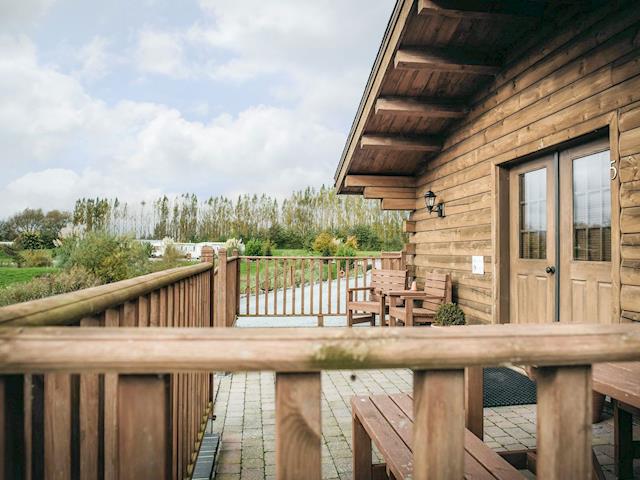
472, 255, 484, 275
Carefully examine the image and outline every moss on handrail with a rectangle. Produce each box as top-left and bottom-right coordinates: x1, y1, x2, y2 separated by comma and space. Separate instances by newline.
0, 263, 213, 327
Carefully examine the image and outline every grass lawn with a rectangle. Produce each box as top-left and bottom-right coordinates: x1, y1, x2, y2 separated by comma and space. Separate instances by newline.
0, 249, 13, 266
0, 267, 59, 288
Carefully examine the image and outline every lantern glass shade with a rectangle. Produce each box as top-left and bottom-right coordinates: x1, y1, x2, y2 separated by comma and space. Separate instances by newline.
424, 190, 436, 212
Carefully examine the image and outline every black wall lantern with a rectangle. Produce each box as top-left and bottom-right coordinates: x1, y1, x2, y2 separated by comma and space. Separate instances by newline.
424, 190, 445, 217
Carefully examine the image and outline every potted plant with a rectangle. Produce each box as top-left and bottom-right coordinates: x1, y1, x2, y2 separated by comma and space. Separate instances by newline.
434, 302, 466, 326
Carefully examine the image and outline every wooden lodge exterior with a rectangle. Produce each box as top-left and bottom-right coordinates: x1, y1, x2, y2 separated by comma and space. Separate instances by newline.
3, 2, 640, 479
334, 0, 640, 325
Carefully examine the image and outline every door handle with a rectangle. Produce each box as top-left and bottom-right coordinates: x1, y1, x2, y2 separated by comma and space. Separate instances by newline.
545, 266, 556, 274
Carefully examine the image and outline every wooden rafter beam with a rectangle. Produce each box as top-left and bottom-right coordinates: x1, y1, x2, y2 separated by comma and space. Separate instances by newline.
375, 96, 468, 118
345, 175, 416, 189
381, 198, 417, 211
364, 187, 416, 200
360, 134, 441, 152
417, 0, 542, 20
403, 220, 417, 233
394, 47, 501, 75
404, 243, 417, 255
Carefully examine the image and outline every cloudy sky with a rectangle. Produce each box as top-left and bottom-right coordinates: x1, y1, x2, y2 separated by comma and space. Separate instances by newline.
0, 0, 393, 217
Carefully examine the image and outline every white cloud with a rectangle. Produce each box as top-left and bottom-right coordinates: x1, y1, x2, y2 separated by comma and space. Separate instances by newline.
123, 104, 343, 191
2, 168, 162, 216
0, 1, 395, 218
134, 29, 188, 78
188, 0, 392, 121
0, 35, 345, 217
75, 36, 113, 80
0, 35, 98, 164
0, 0, 55, 30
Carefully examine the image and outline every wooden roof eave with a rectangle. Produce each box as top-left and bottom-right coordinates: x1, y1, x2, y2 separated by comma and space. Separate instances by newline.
333, 0, 414, 194
334, 1, 556, 197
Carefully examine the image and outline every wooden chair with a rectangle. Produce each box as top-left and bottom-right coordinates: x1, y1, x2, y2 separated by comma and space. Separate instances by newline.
387, 272, 451, 326
347, 269, 407, 327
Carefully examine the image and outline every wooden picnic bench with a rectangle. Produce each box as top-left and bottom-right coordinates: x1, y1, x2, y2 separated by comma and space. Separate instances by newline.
347, 269, 407, 327
351, 392, 525, 479
593, 362, 640, 480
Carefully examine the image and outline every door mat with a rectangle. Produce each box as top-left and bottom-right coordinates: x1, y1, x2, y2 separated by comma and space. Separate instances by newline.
484, 367, 537, 408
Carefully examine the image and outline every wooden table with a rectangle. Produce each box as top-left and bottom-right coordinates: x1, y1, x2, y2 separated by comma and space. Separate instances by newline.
351, 393, 524, 479
593, 362, 640, 480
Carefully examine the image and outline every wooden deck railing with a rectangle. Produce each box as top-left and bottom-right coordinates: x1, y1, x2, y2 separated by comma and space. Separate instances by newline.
0, 262, 216, 480
212, 248, 240, 327
236, 251, 405, 322
2, 324, 640, 479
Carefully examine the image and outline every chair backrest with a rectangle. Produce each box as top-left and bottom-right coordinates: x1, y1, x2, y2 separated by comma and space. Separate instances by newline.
380, 252, 405, 270
370, 269, 407, 298
421, 272, 452, 314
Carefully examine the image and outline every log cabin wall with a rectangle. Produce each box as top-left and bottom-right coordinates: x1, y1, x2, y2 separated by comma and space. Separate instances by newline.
619, 102, 640, 322
335, 1, 640, 325
410, 4, 640, 324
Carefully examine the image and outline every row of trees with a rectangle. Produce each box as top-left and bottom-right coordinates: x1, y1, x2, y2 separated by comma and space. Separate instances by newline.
0, 209, 71, 249
71, 187, 407, 250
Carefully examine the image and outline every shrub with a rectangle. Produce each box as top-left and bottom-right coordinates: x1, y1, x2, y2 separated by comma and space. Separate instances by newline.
434, 303, 466, 326
145, 244, 185, 273
224, 237, 245, 254
245, 238, 264, 256
312, 232, 338, 256
335, 244, 356, 269
141, 242, 154, 258
0, 244, 24, 267
261, 239, 275, 257
0, 267, 101, 307
349, 225, 382, 251
15, 232, 44, 250
58, 232, 150, 284
344, 235, 359, 250
163, 244, 183, 263
20, 250, 53, 267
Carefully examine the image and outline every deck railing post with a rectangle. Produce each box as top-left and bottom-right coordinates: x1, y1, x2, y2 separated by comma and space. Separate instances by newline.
413, 369, 465, 480
216, 249, 228, 328
465, 366, 483, 440
117, 375, 171, 479
232, 249, 240, 317
275, 372, 321, 480
535, 365, 592, 480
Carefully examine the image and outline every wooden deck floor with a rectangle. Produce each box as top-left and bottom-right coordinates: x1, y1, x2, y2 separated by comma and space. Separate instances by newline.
208, 370, 637, 480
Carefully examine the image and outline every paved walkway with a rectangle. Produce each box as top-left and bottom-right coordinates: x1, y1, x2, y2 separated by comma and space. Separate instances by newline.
209, 369, 637, 480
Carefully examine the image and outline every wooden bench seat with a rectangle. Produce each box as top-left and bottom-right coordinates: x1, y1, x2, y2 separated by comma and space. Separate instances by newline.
351, 393, 525, 480
592, 362, 640, 479
347, 269, 407, 327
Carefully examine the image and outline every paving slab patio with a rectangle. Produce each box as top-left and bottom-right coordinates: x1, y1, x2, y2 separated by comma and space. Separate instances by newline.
207, 370, 638, 480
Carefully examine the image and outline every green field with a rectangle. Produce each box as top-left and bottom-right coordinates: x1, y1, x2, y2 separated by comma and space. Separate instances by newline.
0, 267, 59, 288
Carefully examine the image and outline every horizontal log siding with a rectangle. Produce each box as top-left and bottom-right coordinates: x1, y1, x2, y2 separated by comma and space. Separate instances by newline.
409, 2, 640, 324
619, 101, 640, 321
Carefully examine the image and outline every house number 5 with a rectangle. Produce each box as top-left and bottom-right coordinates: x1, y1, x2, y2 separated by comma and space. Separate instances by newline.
610, 160, 618, 181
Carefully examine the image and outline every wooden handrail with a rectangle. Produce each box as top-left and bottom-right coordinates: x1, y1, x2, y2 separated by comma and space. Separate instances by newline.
2, 324, 639, 373
0, 263, 213, 327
